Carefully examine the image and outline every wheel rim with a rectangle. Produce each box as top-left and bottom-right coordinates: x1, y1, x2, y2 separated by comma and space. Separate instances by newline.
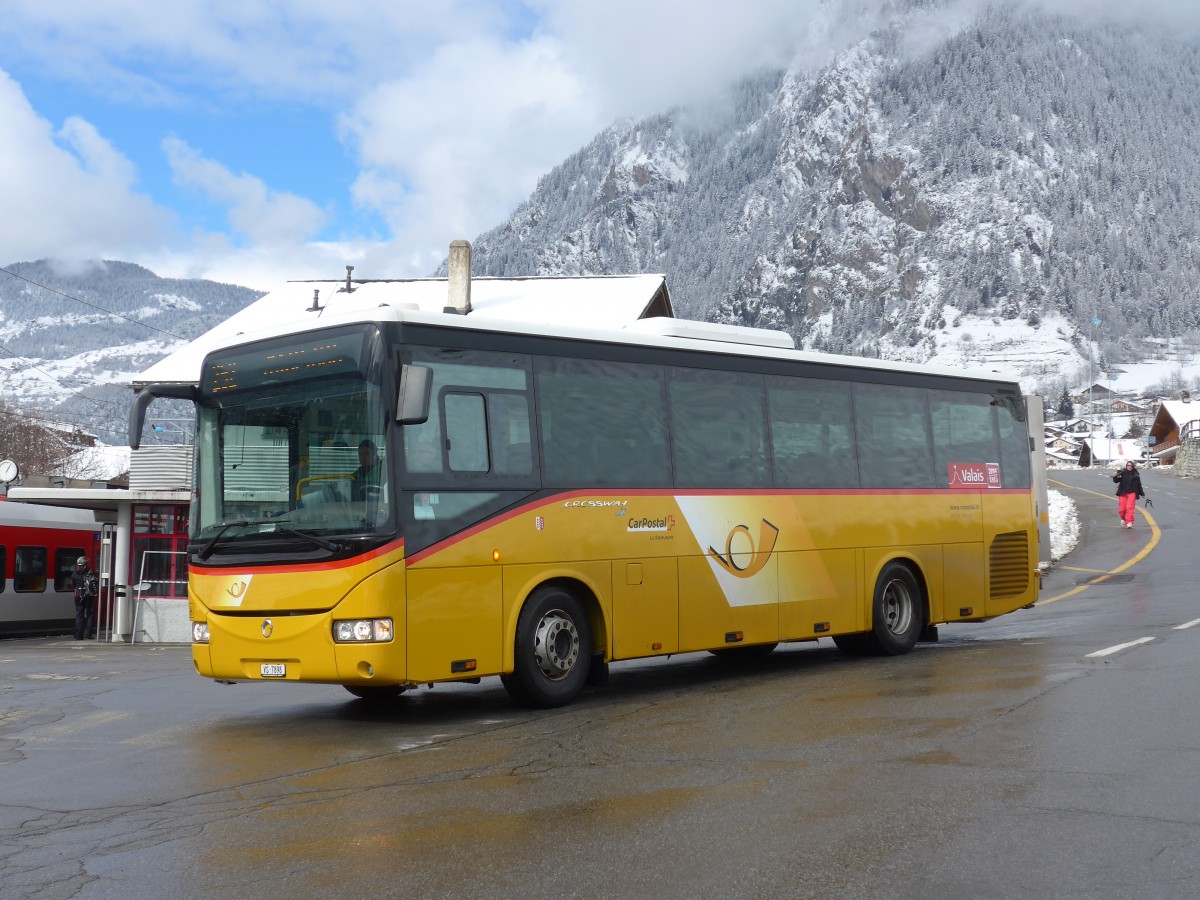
880, 578, 915, 636
532, 608, 580, 681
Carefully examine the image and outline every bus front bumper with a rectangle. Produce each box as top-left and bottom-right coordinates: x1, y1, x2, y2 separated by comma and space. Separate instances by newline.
192, 610, 407, 686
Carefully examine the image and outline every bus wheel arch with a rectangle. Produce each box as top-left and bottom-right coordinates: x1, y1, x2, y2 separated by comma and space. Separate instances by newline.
501, 580, 599, 709
835, 558, 927, 657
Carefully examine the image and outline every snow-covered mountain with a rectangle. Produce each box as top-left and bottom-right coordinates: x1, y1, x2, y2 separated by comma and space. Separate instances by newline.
0, 260, 263, 443
463, 2, 1200, 396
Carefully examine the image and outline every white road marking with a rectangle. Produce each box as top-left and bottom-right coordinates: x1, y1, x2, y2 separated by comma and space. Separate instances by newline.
1086, 637, 1155, 658
1173, 618, 1200, 631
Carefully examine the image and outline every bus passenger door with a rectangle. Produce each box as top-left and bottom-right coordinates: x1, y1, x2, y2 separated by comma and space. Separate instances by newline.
612, 558, 678, 659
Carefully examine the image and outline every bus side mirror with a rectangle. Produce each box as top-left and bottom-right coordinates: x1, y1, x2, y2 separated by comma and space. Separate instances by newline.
397, 365, 433, 424
129, 384, 199, 450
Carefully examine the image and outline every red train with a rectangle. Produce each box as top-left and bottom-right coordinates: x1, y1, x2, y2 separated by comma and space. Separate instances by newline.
0, 501, 107, 636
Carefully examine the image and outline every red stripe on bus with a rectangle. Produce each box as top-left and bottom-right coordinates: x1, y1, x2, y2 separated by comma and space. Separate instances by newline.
402, 486, 1032, 566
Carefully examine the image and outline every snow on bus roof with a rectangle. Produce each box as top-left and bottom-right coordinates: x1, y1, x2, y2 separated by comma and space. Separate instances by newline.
134, 274, 671, 387
133, 272, 1019, 390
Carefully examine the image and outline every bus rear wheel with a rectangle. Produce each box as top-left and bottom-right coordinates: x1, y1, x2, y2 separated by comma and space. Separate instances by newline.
502, 586, 591, 709
869, 562, 923, 655
834, 563, 923, 657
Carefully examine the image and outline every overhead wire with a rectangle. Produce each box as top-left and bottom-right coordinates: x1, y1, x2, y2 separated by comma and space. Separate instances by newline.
0, 267, 193, 436
0, 266, 188, 340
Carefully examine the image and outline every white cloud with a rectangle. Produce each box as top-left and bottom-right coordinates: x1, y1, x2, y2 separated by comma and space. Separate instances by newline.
0, 69, 173, 262
339, 32, 599, 274
163, 137, 327, 246
0, 0, 522, 105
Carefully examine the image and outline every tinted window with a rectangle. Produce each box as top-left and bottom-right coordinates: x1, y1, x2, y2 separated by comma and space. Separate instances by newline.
930, 390, 1000, 484
402, 349, 535, 487
536, 357, 670, 488
996, 396, 1032, 489
444, 392, 489, 472
55, 548, 86, 592
768, 376, 858, 488
14, 546, 47, 593
669, 368, 769, 489
854, 383, 935, 488
0, 546, 6, 591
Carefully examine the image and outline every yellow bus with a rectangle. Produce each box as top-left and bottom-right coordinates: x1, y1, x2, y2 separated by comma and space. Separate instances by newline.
131, 299, 1044, 708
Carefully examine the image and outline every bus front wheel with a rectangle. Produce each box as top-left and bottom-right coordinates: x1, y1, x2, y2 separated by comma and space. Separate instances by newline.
502, 586, 592, 709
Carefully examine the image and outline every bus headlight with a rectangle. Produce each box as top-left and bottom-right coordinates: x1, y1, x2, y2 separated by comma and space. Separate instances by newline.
333, 618, 393, 643
192, 622, 210, 643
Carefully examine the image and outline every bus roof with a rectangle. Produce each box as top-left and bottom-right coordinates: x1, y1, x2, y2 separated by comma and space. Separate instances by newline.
134, 274, 672, 387
134, 273, 1021, 391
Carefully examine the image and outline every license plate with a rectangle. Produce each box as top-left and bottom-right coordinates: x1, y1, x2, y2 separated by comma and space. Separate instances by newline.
260, 663, 286, 678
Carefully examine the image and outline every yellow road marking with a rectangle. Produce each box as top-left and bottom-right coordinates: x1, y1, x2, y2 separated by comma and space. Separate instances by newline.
1041, 478, 1160, 605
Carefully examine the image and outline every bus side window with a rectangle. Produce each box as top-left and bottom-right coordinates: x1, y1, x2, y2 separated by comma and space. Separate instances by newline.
536, 358, 670, 488
995, 396, 1032, 489
854, 383, 936, 489
931, 390, 999, 482
767, 376, 858, 489
489, 392, 533, 476
669, 368, 769, 489
14, 546, 47, 593
444, 392, 489, 472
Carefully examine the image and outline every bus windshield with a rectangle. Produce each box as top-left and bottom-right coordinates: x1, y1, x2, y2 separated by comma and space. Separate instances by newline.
192, 325, 392, 544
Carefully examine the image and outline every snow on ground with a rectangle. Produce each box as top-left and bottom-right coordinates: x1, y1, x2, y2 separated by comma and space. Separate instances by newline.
1047, 487, 1079, 563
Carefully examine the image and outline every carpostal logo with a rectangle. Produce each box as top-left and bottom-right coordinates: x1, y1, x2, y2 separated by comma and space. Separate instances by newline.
562, 499, 629, 510
627, 515, 675, 533
222, 574, 252, 606
708, 519, 779, 579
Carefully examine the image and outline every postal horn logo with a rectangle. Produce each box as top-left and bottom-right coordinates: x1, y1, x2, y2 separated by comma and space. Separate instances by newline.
708, 518, 779, 579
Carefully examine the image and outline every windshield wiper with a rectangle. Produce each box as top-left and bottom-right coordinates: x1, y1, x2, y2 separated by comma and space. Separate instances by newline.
274, 525, 343, 553
197, 518, 273, 561
196, 518, 344, 561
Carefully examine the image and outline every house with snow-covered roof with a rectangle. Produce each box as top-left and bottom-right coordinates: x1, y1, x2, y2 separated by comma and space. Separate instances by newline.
1146, 398, 1200, 465
1078, 438, 1144, 468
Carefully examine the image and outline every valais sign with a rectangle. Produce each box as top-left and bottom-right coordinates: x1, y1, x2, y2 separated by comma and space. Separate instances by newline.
947, 462, 1002, 489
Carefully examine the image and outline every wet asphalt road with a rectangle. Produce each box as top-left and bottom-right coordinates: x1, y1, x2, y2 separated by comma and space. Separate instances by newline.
2, 467, 1199, 899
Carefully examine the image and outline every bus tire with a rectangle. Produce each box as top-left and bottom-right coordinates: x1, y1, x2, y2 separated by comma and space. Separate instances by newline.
868, 562, 923, 655
502, 586, 591, 709
344, 684, 406, 703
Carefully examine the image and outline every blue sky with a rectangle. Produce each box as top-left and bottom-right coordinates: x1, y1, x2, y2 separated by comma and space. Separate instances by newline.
0, 0, 845, 289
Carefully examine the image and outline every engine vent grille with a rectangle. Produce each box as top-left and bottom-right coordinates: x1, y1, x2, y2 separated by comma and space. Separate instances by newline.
989, 531, 1030, 600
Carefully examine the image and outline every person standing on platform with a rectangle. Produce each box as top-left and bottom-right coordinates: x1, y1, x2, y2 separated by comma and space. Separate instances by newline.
72, 556, 98, 640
